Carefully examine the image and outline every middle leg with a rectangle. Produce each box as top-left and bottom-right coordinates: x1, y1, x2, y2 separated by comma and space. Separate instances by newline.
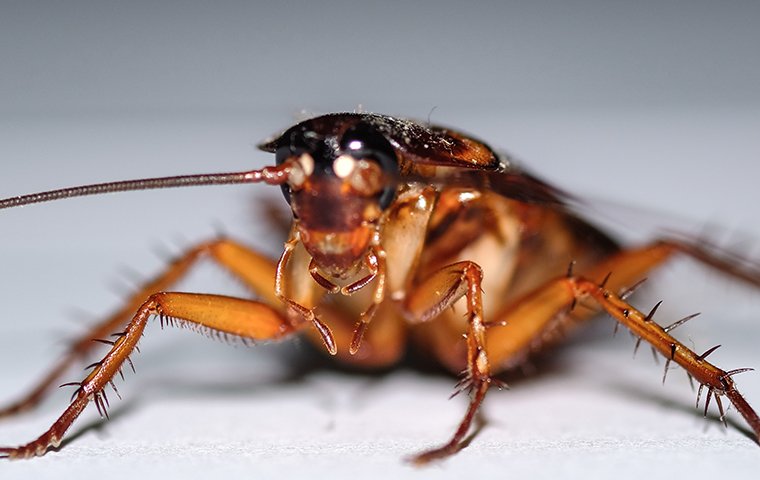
0, 237, 278, 418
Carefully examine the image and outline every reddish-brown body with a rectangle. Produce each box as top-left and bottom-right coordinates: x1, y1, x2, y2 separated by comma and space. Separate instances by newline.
0, 113, 758, 462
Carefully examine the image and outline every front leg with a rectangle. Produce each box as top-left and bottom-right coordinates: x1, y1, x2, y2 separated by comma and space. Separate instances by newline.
403, 260, 496, 464
0, 292, 299, 459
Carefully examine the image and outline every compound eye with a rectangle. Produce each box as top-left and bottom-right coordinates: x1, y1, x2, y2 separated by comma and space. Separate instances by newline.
273, 145, 292, 205
340, 123, 398, 209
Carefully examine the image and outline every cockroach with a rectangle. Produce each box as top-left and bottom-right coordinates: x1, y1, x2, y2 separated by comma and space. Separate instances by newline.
0, 112, 758, 463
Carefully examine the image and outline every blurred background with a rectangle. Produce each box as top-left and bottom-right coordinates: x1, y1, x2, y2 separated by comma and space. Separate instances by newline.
1, 1, 759, 478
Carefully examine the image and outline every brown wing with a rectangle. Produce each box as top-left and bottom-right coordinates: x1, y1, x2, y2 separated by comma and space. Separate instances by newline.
366, 114, 570, 205
371, 117, 505, 172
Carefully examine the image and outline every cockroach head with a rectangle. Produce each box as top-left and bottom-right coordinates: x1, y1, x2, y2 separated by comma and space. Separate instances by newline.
259, 113, 399, 276
259, 113, 399, 212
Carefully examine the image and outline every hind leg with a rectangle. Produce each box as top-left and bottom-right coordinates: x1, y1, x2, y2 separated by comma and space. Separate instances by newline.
487, 272, 758, 434
488, 242, 760, 439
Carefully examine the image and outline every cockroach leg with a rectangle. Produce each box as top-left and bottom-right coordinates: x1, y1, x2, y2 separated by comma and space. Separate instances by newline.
485, 273, 760, 444
0, 237, 278, 420
404, 261, 494, 464
275, 235, 336, 355
409, 380, 490, 465
576, 277, 760, 440
0, 292, 297, 460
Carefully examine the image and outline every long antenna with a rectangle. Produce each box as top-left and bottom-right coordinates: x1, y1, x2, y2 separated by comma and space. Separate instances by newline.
0, 165, 291, 210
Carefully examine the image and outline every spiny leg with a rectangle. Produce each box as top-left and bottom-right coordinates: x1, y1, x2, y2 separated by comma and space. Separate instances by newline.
0, 237, 277, 419
485, 273, 760, 444
573, 277, 760, 439
403, 261, 498, 464
275, 236, 336, 354
0, 291, 298, 459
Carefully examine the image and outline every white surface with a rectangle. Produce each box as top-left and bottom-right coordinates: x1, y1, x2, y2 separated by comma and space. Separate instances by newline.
2, 1, 760, 479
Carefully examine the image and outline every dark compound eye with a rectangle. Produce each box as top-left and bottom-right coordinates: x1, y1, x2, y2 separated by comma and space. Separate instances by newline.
275, 128, 334, 206
274, 144, 297, 205
340, 123, 398, 209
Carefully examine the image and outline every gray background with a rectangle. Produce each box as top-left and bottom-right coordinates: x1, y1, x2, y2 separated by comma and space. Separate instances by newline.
1, 1, 760, 479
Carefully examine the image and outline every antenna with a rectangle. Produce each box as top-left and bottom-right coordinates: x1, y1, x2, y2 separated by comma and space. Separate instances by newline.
0, 165, 291, 210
